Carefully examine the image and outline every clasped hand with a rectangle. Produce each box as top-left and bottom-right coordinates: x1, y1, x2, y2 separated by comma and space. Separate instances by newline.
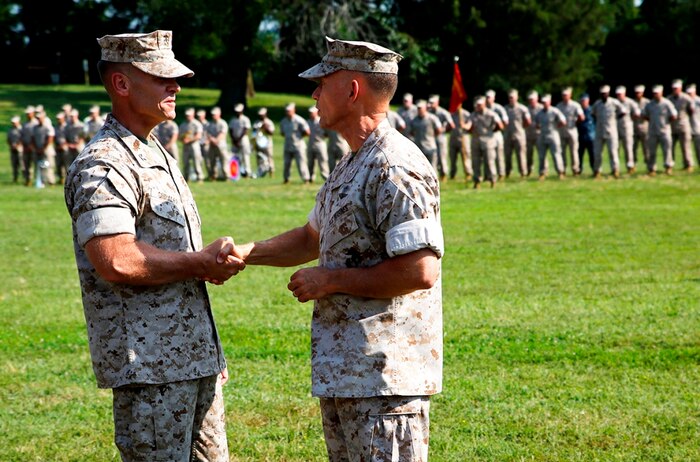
201, 236, 246, 285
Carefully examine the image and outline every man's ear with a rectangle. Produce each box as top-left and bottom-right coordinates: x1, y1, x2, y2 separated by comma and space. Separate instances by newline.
349, 80, 360, 101
111, 72, 130, 96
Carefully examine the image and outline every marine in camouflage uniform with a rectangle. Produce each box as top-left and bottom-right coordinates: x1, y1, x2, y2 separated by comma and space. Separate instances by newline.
505, 89, 531, 177
669, 79, 695, 171
327, 129, 350, 172
20, 106, 38, 185
307, 106, 330, 182
397, 93, 417, 138
526, 91, 543, 176
205, 107, 230, 181
179, 107, 204, 182
253, 107, 276, 177
615, 86, 640, 173
428, 94, 454, 180
280, 102, 311, 183
469, 96, 503, 188
633, 85, 651, 168
534, 94, 566, 179
642, 85, 678, 175
64, 30, 244, 462
408, 100, 443, 173
65, 109, 87, 167
232, 37, 443, 462
591, 85, 626, 178
556, 87, 584, 175
687, 84, 700, 168
84, 105, 105, 141
449, 105, 472, 180
7, 116, 22, 183
486, 90, 508, 178
229, 103, 253, 177
54, 112, 69, 184
154, 118, 180, 161
32, 110, 56, 187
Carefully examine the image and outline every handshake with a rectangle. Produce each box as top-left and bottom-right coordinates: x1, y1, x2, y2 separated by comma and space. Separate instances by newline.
199, 236, 247, 285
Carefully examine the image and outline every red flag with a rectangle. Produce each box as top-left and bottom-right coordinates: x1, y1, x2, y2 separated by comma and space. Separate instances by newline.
449, 60, 467, 112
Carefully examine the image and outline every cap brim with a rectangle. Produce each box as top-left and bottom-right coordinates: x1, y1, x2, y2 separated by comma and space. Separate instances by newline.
132, 59, 194, 79
298, 62, 340, 81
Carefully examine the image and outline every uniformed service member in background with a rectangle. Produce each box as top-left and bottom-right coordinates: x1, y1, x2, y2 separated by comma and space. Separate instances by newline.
307, 106, 330, 182
205, 106, 230, 181
687, 84, 700, 168
155, 118, 180, 161
65, 109, 86, 166
179, 107, 204, 182
486, 89, 509, 179
428, 94, 455, 181
7, 115, 22, 183
615, 85, 640, 174
577, 94, 595, 174
386, 108, 406, 132
252, 107, 275, 178
408, 99, 443, 173
449, 102, 472, 180
327, 129, 350, 172
54, 111, 69, 184
224, 36, 443, 462
229, 103, 253, 178
534, 94, 566, 180
633, 85, 650, 168
84, 105, 105, 141
641, 85, 678, 175
591, 84, 626, 178
469, 95, 503, 188
32, 109, 56, 188
526, 91, 543, 176
504, 89, 530, 178
280, 102, 312, 184
196, 109, 211, 177
64, 30, 244, 462
668, 79, 695, 172
397, 92, 417, 137
556, 87, 584, 176
20, 105, 38, 186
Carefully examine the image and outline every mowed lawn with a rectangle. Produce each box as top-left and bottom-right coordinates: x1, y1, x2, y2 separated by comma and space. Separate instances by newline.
0, 84, 699, 461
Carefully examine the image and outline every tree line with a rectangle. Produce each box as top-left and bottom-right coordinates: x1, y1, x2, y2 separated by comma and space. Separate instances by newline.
1, 0, 698, 112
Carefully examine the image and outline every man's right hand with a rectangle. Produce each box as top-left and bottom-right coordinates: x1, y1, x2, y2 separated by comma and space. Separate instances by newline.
201, 237, 246, 285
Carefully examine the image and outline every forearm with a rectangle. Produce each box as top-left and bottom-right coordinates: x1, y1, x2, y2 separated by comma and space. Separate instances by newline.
238, 223, 319, 267
87, 235, 208, 285
331, 249, 438, 298
288, 248, 439, 302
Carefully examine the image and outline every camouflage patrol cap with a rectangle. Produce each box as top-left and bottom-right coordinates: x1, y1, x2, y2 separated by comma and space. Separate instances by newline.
634, 85, 645, 93
599, 85, 611, 93
299, 36, 402, 81
97, 30, 194, 79
652, 85, 663, 94
24, 105, 35, 114
258, 107, 267, 116
615, 85, 626, 94
671, 79, 682, 89
185, 107, 195, 116
541, 94, 552, 103
234, 103, 244, 113
562, 87, 572, 96
485, 89, 496, 98
527, 91, 538, 100
686, 83, 696, 93
11, 115, 20, 123
416, 99, 428, 109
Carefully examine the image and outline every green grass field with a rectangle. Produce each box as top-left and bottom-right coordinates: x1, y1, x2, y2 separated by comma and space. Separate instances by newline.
0, 85, 699, 461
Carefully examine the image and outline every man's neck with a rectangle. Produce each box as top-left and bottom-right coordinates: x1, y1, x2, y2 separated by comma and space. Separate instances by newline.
341, 112, 386, 152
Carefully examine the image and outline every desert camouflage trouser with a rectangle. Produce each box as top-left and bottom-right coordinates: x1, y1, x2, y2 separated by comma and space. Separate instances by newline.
112, 374, 228, 462
320, 395, 430, 462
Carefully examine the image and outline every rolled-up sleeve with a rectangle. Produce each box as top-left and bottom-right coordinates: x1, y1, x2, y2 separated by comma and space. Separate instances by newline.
70, 163, 138, 247
76, 207, 136, 247
386, 218, 444, 258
